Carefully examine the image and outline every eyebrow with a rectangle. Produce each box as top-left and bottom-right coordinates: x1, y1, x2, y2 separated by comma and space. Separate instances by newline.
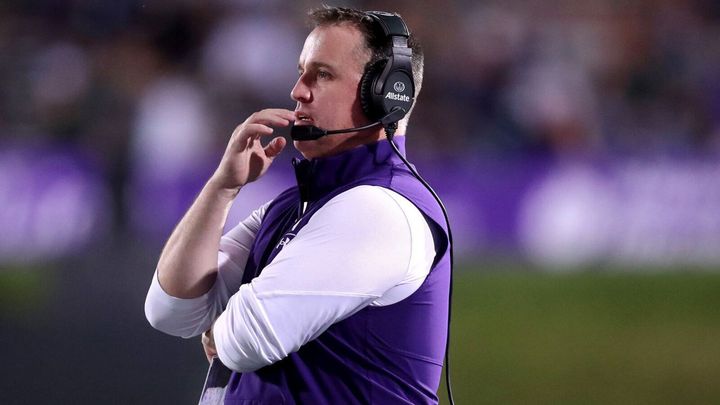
298, 61, 336, 72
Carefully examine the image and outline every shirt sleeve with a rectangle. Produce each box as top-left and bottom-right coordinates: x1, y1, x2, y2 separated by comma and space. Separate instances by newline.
144, 201, 269, 338
213, 185, 435, 372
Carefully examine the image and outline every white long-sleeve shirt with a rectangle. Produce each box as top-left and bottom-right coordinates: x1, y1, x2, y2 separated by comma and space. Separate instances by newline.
145, 185, 435, 372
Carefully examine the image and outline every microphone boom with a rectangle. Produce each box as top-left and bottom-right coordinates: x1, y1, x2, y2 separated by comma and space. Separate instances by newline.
290, 121, 382, 141
289, 108, 406, 141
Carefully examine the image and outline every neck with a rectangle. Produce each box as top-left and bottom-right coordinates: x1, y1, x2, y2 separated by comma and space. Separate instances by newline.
335, 130, 405, 155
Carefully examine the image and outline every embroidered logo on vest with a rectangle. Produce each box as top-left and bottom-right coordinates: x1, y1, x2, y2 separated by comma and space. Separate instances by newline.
275, 232, 297, 250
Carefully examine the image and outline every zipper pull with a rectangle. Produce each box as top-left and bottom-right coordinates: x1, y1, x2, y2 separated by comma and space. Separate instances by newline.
292, 157, 311, 215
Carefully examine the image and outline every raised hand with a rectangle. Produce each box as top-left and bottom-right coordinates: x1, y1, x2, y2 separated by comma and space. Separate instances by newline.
210, 109, 296, 194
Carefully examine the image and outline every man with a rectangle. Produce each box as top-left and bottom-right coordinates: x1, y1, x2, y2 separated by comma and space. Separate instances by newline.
145, 6, 450, 404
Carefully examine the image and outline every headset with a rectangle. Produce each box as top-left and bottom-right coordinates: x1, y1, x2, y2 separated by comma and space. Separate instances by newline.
290, 11, 415, 140
360, 11, 415, 129
290, 11, 456, 405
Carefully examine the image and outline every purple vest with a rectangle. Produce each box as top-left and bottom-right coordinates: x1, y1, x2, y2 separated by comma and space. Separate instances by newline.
224, 138, 450, 404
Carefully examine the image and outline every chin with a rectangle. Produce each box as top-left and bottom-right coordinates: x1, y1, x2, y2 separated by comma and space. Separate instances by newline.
295, 134, 355, 159
293, 139, 326, 159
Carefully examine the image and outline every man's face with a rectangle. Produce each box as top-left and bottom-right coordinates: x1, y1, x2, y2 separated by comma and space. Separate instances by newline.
291, 23, 376, 159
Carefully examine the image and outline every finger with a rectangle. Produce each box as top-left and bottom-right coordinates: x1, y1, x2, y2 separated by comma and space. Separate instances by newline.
247, 109, 296, 127
246, 123, 274, 136
259, 108, 297, 122
233, 123, 274, 144
206, 349, 217, 363
264, 136, 287, 158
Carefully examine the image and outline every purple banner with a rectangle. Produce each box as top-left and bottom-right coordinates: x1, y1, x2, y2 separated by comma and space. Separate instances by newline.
3, 143, 720, 269
0, 145, 109, 263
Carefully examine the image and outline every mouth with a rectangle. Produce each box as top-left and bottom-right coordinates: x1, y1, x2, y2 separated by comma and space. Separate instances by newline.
294, 111, 314, 126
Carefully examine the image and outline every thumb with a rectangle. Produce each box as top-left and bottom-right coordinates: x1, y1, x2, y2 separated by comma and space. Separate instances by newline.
264, 136, 287, 158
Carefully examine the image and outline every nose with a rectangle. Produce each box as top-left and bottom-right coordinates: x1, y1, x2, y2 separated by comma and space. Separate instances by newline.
291, 75, 311, 104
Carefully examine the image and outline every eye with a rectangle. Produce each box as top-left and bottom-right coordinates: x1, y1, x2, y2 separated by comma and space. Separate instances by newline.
317, 70, 331, 80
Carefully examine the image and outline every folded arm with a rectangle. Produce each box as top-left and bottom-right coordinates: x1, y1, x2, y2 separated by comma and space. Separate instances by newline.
212, 186, 435, 372
145, 203, 268, 337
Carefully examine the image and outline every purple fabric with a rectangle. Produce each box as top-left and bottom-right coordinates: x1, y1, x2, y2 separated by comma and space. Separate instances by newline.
223, 137, 451, 404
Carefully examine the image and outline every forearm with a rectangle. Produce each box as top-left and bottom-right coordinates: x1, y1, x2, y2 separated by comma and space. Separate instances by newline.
156, 178, 238, 298
146, 199, 268, 337
211, 187, 434, 372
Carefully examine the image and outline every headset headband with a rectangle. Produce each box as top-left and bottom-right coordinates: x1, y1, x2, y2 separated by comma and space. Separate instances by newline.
365, 11, 410, 38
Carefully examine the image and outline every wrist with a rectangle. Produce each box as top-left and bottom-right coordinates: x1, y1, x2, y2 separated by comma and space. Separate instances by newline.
206, 177, 241, 201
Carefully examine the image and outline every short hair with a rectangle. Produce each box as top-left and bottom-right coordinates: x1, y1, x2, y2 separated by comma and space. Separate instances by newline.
308, 6, 424, 122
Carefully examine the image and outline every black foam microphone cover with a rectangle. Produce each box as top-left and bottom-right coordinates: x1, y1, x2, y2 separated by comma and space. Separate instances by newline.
290, 125, 328, 141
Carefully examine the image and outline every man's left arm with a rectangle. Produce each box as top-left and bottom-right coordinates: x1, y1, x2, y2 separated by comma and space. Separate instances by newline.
210, 185, 435, 372
145, 202, 269, 338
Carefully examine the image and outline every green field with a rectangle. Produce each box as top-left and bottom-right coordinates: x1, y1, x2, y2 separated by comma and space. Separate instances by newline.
3, 263, 719, 403
438, 266, 720, 405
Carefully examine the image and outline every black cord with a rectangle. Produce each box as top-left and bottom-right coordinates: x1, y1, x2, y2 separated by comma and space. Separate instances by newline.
385, 127, 456, 405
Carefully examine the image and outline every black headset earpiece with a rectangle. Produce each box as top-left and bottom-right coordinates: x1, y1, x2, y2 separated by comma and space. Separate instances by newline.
360, 11, 415, 125
359, 59, 388, 120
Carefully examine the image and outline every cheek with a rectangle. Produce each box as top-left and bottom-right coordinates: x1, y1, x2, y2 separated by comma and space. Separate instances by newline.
331, 86, 364, 120
311, 77, 364, 127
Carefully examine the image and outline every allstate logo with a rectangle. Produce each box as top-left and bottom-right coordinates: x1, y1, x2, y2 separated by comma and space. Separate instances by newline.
393, 81, 405, 93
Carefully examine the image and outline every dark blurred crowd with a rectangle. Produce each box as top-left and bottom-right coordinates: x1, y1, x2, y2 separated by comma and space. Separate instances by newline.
1, 0, 720, 228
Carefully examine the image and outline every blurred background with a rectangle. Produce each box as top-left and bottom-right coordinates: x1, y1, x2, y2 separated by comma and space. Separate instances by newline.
1, 0, 719, 403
